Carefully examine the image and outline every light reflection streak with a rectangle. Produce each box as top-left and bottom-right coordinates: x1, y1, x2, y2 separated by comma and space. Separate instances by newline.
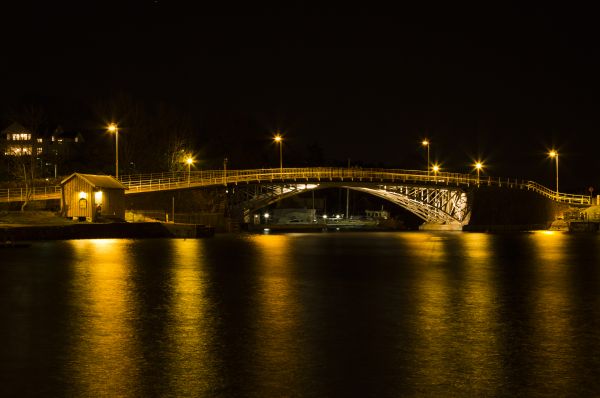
458, 233, 500, 393
529, 232, 575, 391
67, 239, 140, 396
400, 232, 446, 264
405, 233, 500, 394
250, 234, 302, 395
404, 233, 452, 389
165, 239, 217, 396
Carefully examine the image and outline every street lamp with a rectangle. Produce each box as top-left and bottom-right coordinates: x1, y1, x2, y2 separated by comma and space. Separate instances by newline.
422, 139, 430, 177
185, 156, 194, 185
107, 123, 119, 178
474, 162, 483, 185
432, 164, 440, 178
549, 150, 559, 199
223, 157, 228, 186
274, 133, 283, 174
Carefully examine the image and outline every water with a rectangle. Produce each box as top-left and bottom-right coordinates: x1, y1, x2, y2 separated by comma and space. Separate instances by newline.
1, 232, 600, 397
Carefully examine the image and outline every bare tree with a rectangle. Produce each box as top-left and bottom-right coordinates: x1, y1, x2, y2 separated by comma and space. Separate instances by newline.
94, 96, 199, 173
6, 105, 46, 211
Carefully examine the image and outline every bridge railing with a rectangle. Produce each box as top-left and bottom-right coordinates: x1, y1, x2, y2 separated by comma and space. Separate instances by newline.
0, 186, 61, 203
0, 167, 592, 205
522, 180, 590, 204
117, 167, 592, 205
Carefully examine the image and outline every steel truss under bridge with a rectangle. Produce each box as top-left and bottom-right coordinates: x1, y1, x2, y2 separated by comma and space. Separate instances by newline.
352, 185, 470, 225
227, 183, 319, 221
229, 182, 471, 226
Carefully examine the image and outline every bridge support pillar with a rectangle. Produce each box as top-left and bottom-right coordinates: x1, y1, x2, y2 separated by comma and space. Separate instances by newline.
419, 222, 463, 231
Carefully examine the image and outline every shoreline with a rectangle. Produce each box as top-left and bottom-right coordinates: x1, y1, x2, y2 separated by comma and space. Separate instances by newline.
1, 222, 214, 241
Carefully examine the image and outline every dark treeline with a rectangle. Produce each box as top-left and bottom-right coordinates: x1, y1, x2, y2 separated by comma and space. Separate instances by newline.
0, 93, 338, 181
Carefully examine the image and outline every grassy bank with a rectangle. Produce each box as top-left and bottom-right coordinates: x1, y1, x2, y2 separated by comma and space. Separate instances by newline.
0, 211, 75, 227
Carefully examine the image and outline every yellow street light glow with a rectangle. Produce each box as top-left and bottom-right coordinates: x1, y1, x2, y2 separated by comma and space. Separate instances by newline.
432, 165, 440, 173
422, 139, 431, 177
548, 150, 559, 198
184, 155, 195, 185
274, 133, 283, 171
107, 123, 117, 133
107, 123, 119, 178
474, 161, 483, 185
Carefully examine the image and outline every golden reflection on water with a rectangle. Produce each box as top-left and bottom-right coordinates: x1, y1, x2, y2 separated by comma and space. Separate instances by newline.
165, 239, 216, 395
529, 232, 575, 391
406, 233, 500, 394
250, 234, 302, 394
67, 239, 140, 396
403, 234, 451, 388
400, 232, 446, 264
458, 233, 500, 393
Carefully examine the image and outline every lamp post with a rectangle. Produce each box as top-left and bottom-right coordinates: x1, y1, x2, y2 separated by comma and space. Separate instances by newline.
274, 134, 283, 174
224, 157, 228, 186
432, 164, 440, 178
475, 162, 483, 185
422, 139, 430, 178
107, 123, 119, 178
549, 150, 559, 199
185, 156, 194, 186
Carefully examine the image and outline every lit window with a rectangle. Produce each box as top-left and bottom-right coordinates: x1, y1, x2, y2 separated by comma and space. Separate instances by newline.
94, 191, 103, 204
36, 147, 43, 155
37, 138, 43, 143
11, 133, 31, 141
4, 146, 32, 155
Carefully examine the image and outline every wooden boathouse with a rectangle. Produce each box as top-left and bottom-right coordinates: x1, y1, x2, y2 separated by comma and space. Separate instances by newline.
61, 173, 127, 221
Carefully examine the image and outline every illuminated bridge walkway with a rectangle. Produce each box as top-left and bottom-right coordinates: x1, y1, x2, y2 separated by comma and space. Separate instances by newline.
0, 167, 591, 227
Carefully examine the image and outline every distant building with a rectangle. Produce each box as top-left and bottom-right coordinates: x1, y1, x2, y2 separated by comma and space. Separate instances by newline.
2, 122, 38, 156
1, 123, 84, 178
365, 209, 389, 219
61, 173, 127, 222
272, 208, 316, 223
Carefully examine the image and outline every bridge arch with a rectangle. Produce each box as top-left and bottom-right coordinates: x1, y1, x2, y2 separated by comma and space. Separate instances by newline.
230, 183, 471, 226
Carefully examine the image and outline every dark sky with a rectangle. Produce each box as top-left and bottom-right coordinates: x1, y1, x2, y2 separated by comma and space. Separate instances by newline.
1, 2, 600, 191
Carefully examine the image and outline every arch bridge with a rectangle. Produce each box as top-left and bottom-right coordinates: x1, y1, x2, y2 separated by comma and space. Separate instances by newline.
2, 167, 588, 228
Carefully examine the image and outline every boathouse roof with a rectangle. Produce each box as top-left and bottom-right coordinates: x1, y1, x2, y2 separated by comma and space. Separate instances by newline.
61, 173, 127, 190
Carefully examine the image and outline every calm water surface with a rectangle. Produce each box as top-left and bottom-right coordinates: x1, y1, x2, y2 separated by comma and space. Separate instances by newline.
1, 232, 600, 397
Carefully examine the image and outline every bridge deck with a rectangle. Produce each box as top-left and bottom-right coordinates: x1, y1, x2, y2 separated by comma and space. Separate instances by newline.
0, 167, 591, 205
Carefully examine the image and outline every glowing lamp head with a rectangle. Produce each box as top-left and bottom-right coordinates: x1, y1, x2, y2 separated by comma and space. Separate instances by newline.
274, 135, 282, 143
475, 162, 483, 170
432, 165, 440, 173
422, 139, 429, 147
107, 123, 117, 133
185, 157, 194, 165
549, 150, 557, 158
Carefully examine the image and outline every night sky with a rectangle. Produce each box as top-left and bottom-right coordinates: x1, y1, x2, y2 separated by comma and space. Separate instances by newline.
2, 2, 599, 191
